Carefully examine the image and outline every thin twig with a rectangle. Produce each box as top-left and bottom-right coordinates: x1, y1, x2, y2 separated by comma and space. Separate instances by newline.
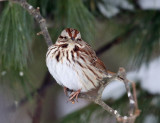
132, 83, 138, 110
117, 68, 135, 116
132, 83, 141, 116
32, 95, 43, 123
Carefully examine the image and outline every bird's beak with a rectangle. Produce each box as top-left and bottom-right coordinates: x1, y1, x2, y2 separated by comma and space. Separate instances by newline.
71, 37, 75, 41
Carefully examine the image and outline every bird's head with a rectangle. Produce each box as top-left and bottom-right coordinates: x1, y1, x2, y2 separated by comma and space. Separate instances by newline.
57, 28, 82, 42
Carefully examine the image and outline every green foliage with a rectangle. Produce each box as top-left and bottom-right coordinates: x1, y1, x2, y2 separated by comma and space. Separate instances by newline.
35, 0, 95, 44
59, 104, 98, 123
0, 2, 33, 94
55, 0, 95, 44
124, 11, 160, 66
40, 0, 50, 16
37, 0, 55, 17
0, 2, 33, 70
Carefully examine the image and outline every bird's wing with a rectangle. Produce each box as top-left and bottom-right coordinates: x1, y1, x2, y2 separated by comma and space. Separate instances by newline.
77, 40, 107, 73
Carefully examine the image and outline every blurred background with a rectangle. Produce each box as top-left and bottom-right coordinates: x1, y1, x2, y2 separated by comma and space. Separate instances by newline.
0, 0, 160, 123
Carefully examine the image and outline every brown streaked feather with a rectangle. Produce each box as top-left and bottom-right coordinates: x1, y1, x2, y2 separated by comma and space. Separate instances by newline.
59, 44, 68, 48
83, 71, 96, 88
66, 50, 70, 63
77, 40, 107, 73
46, 28, 110, 95
56, 51, 60, 62
95, 58, 106, 70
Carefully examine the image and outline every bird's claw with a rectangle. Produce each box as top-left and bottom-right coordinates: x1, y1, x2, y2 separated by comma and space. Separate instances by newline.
69, 89, 81, 103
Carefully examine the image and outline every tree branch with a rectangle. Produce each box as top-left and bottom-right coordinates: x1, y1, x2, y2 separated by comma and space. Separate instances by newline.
78, 67, 140, 123
31, 95, 43, 123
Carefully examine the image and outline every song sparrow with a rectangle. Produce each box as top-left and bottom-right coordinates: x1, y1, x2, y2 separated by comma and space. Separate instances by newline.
46, 28, 111, 102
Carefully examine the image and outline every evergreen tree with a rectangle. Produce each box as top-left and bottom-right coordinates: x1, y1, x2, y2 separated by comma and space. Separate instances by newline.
0, 0, 160, 123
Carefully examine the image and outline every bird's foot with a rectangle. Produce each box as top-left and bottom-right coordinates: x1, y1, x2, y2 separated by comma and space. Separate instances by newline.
63, 87, 69, 96
69, 89, 81, 103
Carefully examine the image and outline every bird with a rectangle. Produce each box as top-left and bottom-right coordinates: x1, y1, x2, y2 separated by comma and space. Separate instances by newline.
46, 28, 112, 102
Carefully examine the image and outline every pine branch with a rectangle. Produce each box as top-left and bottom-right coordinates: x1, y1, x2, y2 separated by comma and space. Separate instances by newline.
10, 0, 53, 47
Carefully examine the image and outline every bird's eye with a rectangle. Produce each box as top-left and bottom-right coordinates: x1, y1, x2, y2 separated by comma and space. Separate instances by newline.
77, 38, 82, 41
64, 36, 67, 39
59, 36, 63, 39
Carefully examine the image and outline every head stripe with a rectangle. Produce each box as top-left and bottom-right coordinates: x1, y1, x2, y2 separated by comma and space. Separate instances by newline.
73, 29, 79, 38
65, 28, 72, 37
65, 28, 79, 38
